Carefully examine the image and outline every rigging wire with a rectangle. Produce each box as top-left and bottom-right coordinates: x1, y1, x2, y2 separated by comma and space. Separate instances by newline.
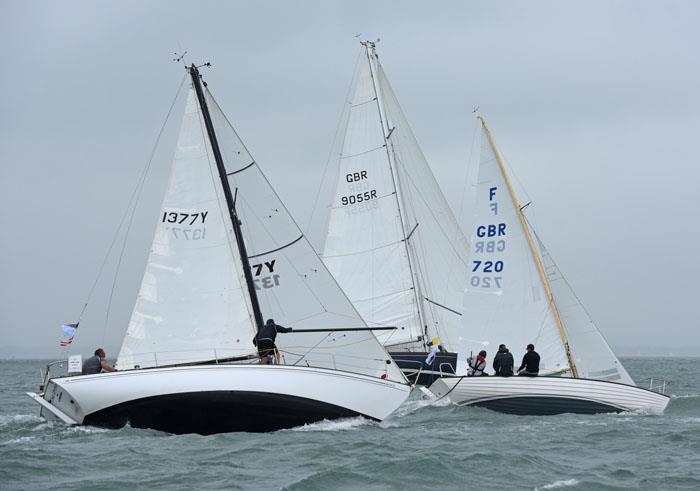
99, 74, 188, 345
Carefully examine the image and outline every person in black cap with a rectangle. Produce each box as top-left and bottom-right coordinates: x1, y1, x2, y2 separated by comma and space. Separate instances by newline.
253, 318, 293, 364
518, 344, 540, 376
492, 344, 514, 376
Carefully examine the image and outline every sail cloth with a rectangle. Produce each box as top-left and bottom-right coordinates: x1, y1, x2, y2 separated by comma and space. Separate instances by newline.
375, 63, 469, 354
117, 89, 258, 370
204, 90, 406, 383
462, 127, 569, 374
535, 232, 635, 385
323, 46, 469, 351
322, 51, 422, 347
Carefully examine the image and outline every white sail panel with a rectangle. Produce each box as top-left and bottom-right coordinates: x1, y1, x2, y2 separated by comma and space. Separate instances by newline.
322, 54, 422, 347
462, 128, 569, 373
535, 233, 635, 385
376, 63, 470, 354
116, 88, 257, 370
205, 91, 406, 383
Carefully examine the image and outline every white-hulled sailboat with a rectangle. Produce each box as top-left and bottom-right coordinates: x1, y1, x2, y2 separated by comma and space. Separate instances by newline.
427, 117, 669, 415
27, 64, 410, 434
320, 41, 470, 385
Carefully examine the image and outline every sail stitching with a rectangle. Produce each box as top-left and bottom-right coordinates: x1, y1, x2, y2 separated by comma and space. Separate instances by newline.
323, 239, 404, 258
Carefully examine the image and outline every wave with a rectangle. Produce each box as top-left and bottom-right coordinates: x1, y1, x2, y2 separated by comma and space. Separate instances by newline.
288, 416, 373, 432
537, 478, 579, 490
0, 414, 43, 427
0, 436, 35, 446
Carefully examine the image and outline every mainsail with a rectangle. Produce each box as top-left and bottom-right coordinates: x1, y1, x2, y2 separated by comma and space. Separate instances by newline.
323, 42, 469, 352
117, 70, 405, 383
463, 119, 570, 373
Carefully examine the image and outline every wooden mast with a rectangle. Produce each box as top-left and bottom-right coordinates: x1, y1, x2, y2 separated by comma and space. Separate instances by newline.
478, 116, 579, 377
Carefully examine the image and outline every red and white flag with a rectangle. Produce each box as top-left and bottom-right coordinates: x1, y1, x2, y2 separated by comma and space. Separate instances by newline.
59, 323, 79, 347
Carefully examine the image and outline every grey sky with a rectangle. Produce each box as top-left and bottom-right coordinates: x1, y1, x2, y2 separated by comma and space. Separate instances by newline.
1, 0, 698, 358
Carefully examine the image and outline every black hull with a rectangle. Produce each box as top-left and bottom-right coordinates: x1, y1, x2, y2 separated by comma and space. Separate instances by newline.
470, 396, 623, 416
83, 391, 368, 435
389, 351, 458, 386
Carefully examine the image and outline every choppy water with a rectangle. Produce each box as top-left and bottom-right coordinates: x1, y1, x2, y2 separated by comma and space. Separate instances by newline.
1, 358, 699, 490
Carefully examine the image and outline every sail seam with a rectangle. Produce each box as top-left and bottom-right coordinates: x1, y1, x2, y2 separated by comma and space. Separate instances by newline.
323, 239, 404, 258
340, 144, 386, 160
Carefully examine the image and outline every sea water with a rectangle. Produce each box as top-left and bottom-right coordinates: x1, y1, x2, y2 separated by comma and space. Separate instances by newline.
1, 358, 698, 490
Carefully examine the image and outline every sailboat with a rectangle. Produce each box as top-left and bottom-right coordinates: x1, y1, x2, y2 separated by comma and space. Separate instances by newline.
320, 41, 471, 385
26, 63, 411, 434
427, 117, 670, 415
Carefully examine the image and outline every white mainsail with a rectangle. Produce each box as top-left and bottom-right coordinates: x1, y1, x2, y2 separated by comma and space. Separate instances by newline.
117, 89, 257, 369
323, 43, 468, 352
468, 117, 636, 385
535, 231, 634, 384
117, 79, 405, 384
462, 122, 570, 373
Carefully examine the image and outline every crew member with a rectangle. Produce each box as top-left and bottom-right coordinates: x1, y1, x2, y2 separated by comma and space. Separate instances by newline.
467, 350, 488, 376
492, 344, 514, 377
518, 344, 540, 376
253, 318, 293, 364
82, 348, 117, 375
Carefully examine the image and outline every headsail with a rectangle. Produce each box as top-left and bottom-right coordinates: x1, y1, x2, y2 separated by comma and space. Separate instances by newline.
462, 120, 570, 373
535, 231, 635, 385
205, 89, 405, 382
323, 43, 468, 352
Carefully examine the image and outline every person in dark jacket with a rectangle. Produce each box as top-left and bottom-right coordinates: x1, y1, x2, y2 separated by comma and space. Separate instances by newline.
492, 344, 514, 376
81, 348, 117, 375
253, 318, 293, 364
518, 344, 540, 376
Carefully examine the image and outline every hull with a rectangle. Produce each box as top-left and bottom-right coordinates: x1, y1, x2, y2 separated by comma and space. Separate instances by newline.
30, 364, 410, 434
388, 351, 458, 386
428, 376, 669, 415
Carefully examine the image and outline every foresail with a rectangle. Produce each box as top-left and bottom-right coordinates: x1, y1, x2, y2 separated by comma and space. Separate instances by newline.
463, 127, 569, 373
535, 232, 635, 385
376, 63, 469, 354
322, 52, 422, 347
117, 88, 257, 370
205, 91, 406, 383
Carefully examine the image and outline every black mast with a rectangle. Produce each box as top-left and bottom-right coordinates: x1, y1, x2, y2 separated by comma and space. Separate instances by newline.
189, 64, 265, 332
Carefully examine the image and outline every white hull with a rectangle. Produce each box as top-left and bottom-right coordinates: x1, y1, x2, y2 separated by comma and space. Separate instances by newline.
428, 376, 669, 415
29, 364, 410, 434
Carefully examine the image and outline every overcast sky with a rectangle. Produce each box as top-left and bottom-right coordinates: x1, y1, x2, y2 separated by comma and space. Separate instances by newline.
1, 0, 698, 358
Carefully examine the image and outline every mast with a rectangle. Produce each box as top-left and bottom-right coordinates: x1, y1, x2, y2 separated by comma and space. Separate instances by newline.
189, 64, 265, 332
362, 41, 428, 343
478, 116, 579, 377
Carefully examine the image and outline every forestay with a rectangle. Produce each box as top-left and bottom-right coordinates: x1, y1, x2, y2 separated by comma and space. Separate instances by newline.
463, 126, 569, 373
204, 90, 405, 382
117, 89, 257, 370
535, 232, 635, 385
